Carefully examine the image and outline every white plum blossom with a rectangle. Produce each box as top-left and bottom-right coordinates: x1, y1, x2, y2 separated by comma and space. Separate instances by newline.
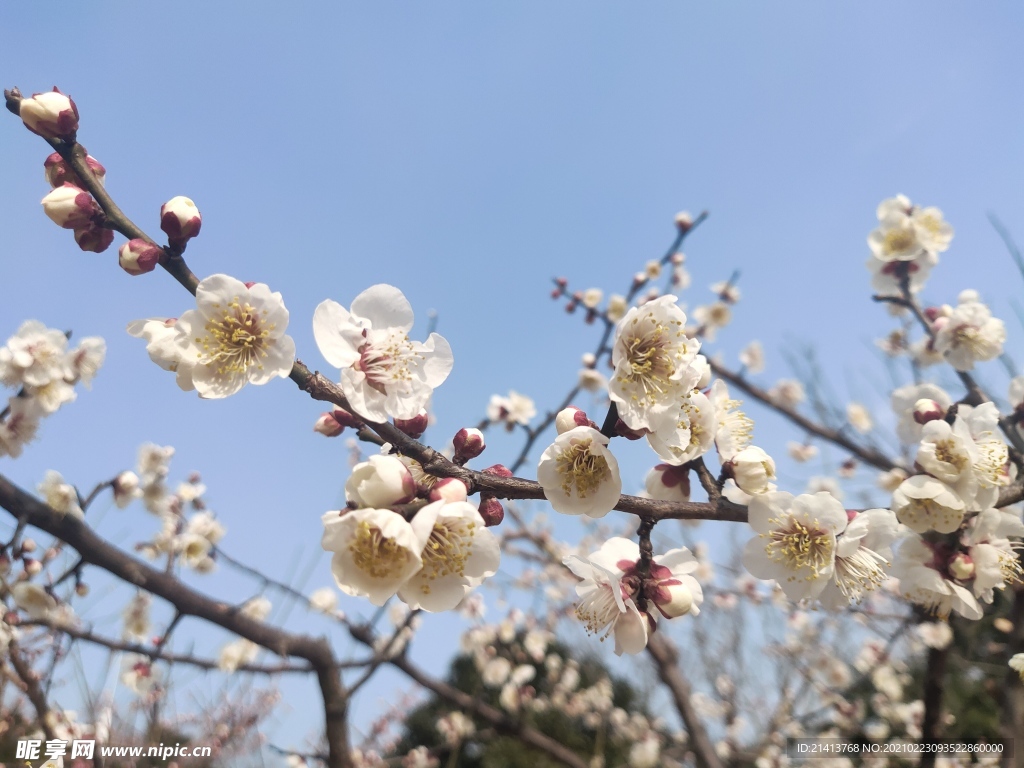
174, 274, 296, 398
0, 397, 42, 458
314, 284, 453, 422
308, 587, 339, 614
739, 340, 764, 373
742, 492, 849, 601
122, 591, 151, 641
121, 655, 160, 695
933, 299, 1006, 372
915, 417, 979, 505
0, 321, 69, 389
218, 639, 259, 672
767, 378, 805, 408
891, 475, 966, 534
892, 534, 982, 620
867, 252, 936, 297
537, 426, 621, 518
488, 390, 537, 428
818, 508, 898, 609
66, 337, 106, 387
345, 454, 416, 509
1011, 654, 1024, 681
321, 508, 427, 606
398, 500, 500, 612
38, 470, 83, 519
646, 388, 717, 466
563, 538, 652, 656
10, 582, 58, 620
609, 295, 701, 432
127, 317, 195, 391
846, 403, 873, 433
727, 446, 776, 496
965, 508, 1024, 603
186, 511, 226, 544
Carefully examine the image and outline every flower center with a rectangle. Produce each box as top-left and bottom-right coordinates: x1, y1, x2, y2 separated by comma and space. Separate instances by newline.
617, 317, 687, 408
883, 228, 917, 254
764, 516, 833, 579
557, 439, 610, 498
196, 297, 274, 375
933, 439, 967, 472
575, 583, 624, 640
349, 520, 408, 579
416, 520, 477, 594
357, 330, 420, 391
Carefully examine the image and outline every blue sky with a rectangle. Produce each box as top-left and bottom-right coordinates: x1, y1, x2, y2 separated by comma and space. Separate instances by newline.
2, 1, 1024, 756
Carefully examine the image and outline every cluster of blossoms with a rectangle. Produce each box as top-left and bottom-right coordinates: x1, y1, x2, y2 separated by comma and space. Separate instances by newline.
124, 444, 227, 574
321, 453, 500, 612
867, 194, 953, 297
563, 537, 703, 655
0, 321, 105, 458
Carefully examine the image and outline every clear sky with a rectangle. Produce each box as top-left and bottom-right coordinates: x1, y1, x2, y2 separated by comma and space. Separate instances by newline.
2, 1, 1024, 757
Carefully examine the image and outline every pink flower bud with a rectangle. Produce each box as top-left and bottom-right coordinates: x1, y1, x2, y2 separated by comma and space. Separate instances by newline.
948, 552, 974, 580
118, 238, 162, 275
44, 152, 105, 189
453, 427, 486, 463
478, 495, 504, 526
331, 409, 363, 429
555, 406, 595, 435
41, 183, 100, 229
913, 398, 945, 425
74, 224, 114, 253
429, 477, 469, 503
20, 539, 36, 554
645, 464, 691, 503
674, 210, 694, 231
20, 88, 79, 140
75, 582, 89, 597
24, 559, 42, 576
395, 411, 429, 439
482, 464, 513, 478
314, 411, 345, 437
160, 196, 202, 247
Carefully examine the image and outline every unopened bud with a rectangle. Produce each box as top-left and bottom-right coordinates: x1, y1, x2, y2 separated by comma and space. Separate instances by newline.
331, 409, 364, 429
482, 464, 513, 479
42, 547, 59, 563
44, 152, 105, 189
119, 238, 163, 275
160, 196, 202, 247
453, 428, 486, 463
645, 464, 690, 503
395, 411, 429, 439
429, 477, 469, 503
314, 411, 345, 437
674, 210, 694, 231
555, 407, 593, 435
24, 559, 42, 576
20, 539, 36, 554
41, 184, 100, 229
948, 552, 975, 581
478, 495, 504, 526
651, 582, 694, 618
75, 582, 89, 597
20, 88, 79, 140
727, 446, 776, 496
112, 470, 140, 509
913, 399, 945, 425
74, 223, 114, 253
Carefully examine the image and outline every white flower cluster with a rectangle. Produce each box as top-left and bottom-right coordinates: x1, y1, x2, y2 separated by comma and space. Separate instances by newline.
0, 321, 105, 458
321, 454, 499, 611
563, 537, 702, 655
889, 400, 1021, 619
867, 194, 952, 297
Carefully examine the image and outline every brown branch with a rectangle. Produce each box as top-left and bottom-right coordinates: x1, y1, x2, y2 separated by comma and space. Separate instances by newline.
919, 642, 949, 768
709, 360, 901, 473
8, 638, 57, 741
645, 634, 724, 768
0, 472, 354, 768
